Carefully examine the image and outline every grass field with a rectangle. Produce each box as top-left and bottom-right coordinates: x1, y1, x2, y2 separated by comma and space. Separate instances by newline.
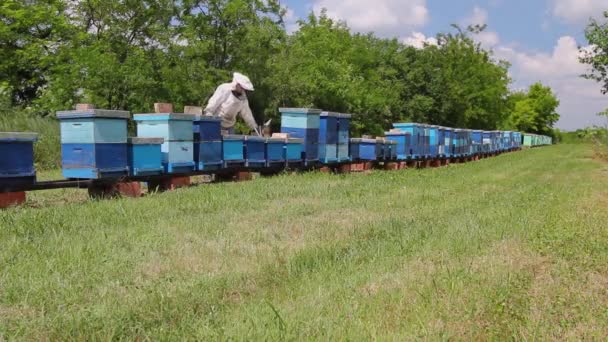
1, 144, 608, 339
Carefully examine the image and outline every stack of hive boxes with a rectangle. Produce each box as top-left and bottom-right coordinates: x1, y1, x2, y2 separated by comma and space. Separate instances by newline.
319, 112, 338, 163
193, 116, 223, 171
393, 123, 425, 158
337, 114, 352, 162
133, 111, 195, 174
385, 129, 411, 160
57, 108, 130, 179
279, 108, 320, 165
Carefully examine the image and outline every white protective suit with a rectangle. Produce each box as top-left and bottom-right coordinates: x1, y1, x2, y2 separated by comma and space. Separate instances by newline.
204, 73, 258, 132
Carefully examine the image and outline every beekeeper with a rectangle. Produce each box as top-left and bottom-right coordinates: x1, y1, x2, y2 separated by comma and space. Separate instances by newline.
204, 72, 260, 135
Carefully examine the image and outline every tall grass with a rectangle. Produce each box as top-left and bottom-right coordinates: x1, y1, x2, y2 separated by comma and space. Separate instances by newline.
0, 112, 60, 170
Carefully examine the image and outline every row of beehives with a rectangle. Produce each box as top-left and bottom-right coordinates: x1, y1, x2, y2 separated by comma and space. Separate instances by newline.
0, 107, 553, 187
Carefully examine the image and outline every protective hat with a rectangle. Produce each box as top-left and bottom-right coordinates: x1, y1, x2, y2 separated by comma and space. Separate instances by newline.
233, 72, 254, 91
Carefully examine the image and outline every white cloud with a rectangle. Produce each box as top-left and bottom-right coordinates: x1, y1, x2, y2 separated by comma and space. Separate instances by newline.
401, 32, 437, 49
312, 0, 429, 37
551, 0, 606, 24
283, 7, 299, 34
463, 6, 489, 26
495, 36, 608, 130
461, 6, 500, 48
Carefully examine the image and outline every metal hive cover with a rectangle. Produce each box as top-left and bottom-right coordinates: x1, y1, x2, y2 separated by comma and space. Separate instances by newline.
57, 109, 130, 119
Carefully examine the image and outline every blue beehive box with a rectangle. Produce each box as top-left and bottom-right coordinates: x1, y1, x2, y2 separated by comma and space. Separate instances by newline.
280, 108, 321, 163
319, 112, 339, 163
319, 112, 339, 144
134, 113, 194, 141
61, 143, 129, 179
134, 113, 196, 173
194, 140, 223, 171
266, 138, 286, 167
437, 127, 445, 157
472, 130, 483, 155
387, 140, 397, 160
193, 116, 222, 142
0, 132, 38, 188
286, 138, 304, 165
385, 131, 411, 160
57, 109, 130, 179
393, 123, 425, 158
428, 125, 438, 158
443, 127, 453, 158
128, 138, 164, 176
453, 129, 463, 157
57, 109, 129, 144
245, 136, 266, 168
482, 131, 492, 153
337, 114, 351, 162
223, 135, 245, 167
503, 131, 511, 151
350, 138, 377, 161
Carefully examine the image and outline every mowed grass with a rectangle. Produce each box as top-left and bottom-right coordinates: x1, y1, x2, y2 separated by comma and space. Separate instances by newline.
2, 144, 608, 340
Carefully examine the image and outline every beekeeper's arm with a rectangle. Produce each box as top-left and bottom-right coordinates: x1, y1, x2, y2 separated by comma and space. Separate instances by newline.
240, 101, 259, 134
204, 84, 230, 116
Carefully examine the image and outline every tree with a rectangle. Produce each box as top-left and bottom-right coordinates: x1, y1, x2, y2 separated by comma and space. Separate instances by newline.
503, 83, 560, 135
581, 11, 608, 95
581, 11, 608, 116
0, 0, 73, 105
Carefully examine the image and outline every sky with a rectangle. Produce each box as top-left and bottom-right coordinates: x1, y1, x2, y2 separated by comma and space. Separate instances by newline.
280, 0, 608, 131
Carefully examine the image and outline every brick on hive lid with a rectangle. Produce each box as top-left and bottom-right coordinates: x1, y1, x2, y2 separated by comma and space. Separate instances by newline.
75, 103, 95, 111
184, 106, 203, 115
389, 129, 402, 133
154, 103, 174, 113
362, 135, 374, 139
272, 133, 290, 139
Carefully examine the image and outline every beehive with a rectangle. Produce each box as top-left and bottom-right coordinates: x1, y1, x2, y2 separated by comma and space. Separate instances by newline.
350, 138, 377, 161
385, 131, 411, 160
0, 132, 38, 187
337, 114, 352, 162
393, 123, 425, 158
127, 138, 164, 176
319, 112, 339, 163
266, 137, 286, 167
286, 138, 304, 165
245, 136, 266, 168
279, 108, 321, 163
192, 116, 222, 171
58, 109, 130, 179
223, 135, 246, 166
133, 113, 195, 173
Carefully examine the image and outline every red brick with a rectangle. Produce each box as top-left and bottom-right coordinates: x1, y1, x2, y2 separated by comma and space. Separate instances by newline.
385, 162, 399, 171
115, 182, 142, 198
154, 103, 174, 113
337, 164, 351, 174
0, 192, 26, 208
75, 103, 95, 110
184, 106, 203, 115
236, 172, 253, 182
319, 166, 332, 173
148, 176, 191, 192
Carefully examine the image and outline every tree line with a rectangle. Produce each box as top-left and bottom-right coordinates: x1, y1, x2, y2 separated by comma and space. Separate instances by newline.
1, 0, 562, 136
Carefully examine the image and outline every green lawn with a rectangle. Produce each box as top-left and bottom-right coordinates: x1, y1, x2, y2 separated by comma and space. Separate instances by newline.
1, 144, 608, 340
